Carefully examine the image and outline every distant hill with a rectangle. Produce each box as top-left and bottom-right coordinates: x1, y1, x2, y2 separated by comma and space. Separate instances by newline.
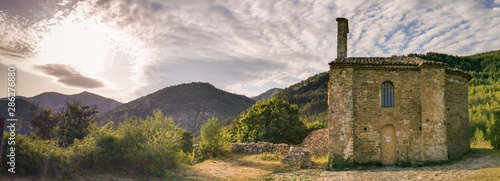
0, 91, 122, 135
273, 72, 329, 124
0, 98, 33, 135
98, 82, 256, 133
251, 88, 283, 101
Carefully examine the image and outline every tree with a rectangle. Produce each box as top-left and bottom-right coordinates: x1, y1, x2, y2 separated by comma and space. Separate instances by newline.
56, 100, 99, 147
30, 108, 58, 140
180, 131, 193, 154
490, 109, 500, 149
233, 97, 306, 145
197, 117, 230, 161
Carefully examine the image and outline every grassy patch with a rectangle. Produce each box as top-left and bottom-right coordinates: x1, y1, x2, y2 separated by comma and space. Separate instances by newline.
471, 141, 494, 149
179, 153, 293, 180
464, 167, 500, 181
311, 155, 328, 168
258, 152, 284, 162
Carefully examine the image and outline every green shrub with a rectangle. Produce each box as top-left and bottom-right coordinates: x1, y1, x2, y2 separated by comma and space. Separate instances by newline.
471, 127, 492, 148
327, 155, 354, 170
3, 109, 185, 177
196, 117, 231, 162
70, 109, 184, 176
1, 133, 69, 176
232, 98, 307, 145
489, 109, 500, 149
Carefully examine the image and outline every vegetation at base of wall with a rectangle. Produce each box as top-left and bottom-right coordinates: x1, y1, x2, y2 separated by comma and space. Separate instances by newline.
327, 155, 354, 170
421, 160, 451, 167
2, 109, 192, 177
311, 155, 329, 167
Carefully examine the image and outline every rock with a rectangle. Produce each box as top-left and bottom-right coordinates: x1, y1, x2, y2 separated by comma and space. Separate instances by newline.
282, 146, 312, 168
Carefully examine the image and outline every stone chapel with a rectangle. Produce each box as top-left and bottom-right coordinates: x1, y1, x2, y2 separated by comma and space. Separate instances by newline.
328, 18, 471, 164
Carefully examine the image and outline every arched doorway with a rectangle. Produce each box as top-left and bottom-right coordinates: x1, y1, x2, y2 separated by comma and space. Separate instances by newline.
381, 124, 396, 164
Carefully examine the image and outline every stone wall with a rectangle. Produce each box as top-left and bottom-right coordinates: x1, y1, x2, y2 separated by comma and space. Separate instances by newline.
420, 66, 448, 161
445, 74, 470, 159
328, 67, 354, 159
302, 128, 328, 157
230, 142, 290, 156
352, 68, 423, 163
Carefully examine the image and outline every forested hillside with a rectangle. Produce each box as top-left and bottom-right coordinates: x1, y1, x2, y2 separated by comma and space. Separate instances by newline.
273, 72, 329, 125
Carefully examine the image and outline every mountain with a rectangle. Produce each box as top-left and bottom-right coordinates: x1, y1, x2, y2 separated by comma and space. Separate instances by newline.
273, 72, 329, 124
0, 91, 122, 135
98, 82, 256, 132
28, 91, 122, 115
0, 98, 33, 135
251, 88, 283, 101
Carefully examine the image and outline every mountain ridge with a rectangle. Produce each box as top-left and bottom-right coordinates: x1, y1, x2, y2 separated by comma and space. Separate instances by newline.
251, 88, 283, 101
99, 82, 255, 132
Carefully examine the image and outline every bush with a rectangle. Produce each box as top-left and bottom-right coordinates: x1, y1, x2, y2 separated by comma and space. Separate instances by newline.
471, 127, 492, 148
70, 109, 183, 176
196, 117, 231, 162
2, 109, 187, 177
489, 109, 500, 149
1, 133, 69, 176
327, 155, 354, 170
232, 98, 307, 145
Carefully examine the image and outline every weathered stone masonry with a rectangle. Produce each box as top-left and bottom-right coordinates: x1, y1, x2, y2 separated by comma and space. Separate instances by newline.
328, 18, 471, 164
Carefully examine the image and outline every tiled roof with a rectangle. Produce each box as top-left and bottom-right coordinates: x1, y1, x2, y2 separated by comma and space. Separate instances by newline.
329, 56, 471, 80
329, 57, 447, 66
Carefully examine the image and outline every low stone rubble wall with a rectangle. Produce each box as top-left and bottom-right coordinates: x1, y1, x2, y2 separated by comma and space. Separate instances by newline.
282, 146, 312, 168
301, 128, 328, 157
230, 142, 290, 156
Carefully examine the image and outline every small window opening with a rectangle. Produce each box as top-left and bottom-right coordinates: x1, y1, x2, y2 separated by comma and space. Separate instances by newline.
364, 128, 367, 131
419, 127, 422, 131
381, 81, 394, 107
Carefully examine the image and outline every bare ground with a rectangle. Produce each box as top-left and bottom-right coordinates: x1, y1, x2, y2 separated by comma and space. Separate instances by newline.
1, 149, 499, 180
270, 148, 500, 181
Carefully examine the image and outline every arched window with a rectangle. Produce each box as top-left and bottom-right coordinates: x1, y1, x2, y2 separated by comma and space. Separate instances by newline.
381, 81, 394, 107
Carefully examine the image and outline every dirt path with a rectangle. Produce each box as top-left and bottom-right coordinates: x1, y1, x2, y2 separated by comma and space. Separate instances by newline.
271, 149, 500, 181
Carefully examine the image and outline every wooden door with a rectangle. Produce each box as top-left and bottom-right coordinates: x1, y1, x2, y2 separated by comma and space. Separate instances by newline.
381, 124, 396, 164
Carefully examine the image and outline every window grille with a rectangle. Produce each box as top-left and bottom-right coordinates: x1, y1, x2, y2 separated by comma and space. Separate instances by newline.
381, 81, 394, 107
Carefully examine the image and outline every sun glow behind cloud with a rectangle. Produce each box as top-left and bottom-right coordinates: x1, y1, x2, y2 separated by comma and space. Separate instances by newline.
36, 20, 107, 76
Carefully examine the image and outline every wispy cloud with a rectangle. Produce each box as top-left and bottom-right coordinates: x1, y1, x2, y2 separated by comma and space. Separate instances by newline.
35, 64, 105, 89
1, 0, 499, 101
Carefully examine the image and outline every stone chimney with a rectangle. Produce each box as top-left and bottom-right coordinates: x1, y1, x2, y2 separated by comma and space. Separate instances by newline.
336, 18, 349, 58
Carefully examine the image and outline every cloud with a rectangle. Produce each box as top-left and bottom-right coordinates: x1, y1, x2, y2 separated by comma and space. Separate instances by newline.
1, 0, 500, 101
35, 64, 105, 89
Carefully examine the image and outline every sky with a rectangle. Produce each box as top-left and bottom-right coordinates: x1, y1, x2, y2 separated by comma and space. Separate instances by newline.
0, 0, 499, 103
